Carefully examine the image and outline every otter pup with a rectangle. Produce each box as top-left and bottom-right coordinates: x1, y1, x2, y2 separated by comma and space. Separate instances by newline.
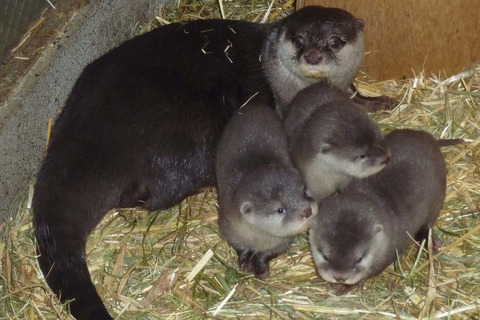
309, 129, 447, 295
33, 7, 371, 319
284, 82, 391, 202
216, 102, 318, 279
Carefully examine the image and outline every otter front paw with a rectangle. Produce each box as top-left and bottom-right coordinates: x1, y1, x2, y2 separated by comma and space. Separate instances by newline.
251, 254, 271, 280
354, 95, 398, 112
331, 283, 358, 295
348, 84, 398, 112
237, 249, 255, 274
431, 233, 443, 254
252, 263, 270, 280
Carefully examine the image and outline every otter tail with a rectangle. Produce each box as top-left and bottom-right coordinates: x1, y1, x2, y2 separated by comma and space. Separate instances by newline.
34, 223, 112, 319
33, 171, 114, 320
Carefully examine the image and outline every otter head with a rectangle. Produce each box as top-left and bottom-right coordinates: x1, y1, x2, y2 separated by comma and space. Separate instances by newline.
309, 193, 387, 287
276, 6, 365, 90
233, 164, 318, 238
310, 101, 391, 180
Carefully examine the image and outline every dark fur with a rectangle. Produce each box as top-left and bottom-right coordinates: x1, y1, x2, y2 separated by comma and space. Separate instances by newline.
347, 84, 399, 112
284, 82, 390, 201
309, 129, 446, 295
33, 7, 370, 319
216, 103, 317, 279
437, 138, 465, 146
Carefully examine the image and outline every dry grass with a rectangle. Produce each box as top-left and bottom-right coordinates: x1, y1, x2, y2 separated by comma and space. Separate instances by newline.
1, 0, 480, 319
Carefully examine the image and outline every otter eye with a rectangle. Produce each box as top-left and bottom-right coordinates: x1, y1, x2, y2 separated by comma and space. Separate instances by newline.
292, 35, 305, 49
328, 37, 344, 51
355, 154, 368, 161
323, 254, 329, 261
276, 208, 285, 214
357, 253, 367, 264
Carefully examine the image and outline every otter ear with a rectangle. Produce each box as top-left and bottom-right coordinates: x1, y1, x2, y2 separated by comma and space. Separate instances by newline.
320, 143, 332, 154
354, 19, 365, 32
373, 224, 383, 234
240, 201, 253, 215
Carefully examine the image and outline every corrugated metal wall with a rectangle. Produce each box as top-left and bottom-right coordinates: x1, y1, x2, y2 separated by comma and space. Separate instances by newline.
0, 0, 48, 63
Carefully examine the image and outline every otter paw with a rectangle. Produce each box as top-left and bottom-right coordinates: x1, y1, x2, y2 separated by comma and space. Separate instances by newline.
251, 259, 270, 280
253, 268, 270, 280
331, 283, 357, 295
354, 95, 399, 112
239, 260, 255, 274
431, 233, 443, 254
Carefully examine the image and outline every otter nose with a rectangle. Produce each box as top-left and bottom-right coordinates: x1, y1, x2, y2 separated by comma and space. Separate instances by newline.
301, 207, 312, 218
303, 49, 323, 65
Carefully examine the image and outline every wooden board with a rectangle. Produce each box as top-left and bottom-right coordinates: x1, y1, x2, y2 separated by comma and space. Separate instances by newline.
298, 0, 480, 80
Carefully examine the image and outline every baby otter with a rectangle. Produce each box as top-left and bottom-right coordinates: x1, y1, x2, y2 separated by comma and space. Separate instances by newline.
284, 82, 390, 202
216, 102, 318, 279
33, 6, 372, 319
309, 129, 447, 295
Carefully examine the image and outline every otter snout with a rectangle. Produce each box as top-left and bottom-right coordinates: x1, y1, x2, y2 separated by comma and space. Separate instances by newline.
333, 275, 347, 283
303, 49, 323, 65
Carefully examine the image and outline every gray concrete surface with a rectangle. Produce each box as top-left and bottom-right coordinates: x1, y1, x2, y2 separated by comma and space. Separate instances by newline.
0, 0, 168, 219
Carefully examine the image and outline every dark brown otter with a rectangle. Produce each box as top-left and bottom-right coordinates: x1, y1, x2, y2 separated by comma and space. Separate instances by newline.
33, 6, 378, 319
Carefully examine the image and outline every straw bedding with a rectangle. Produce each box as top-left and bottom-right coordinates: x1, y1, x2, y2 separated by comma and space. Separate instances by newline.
1, 1, 479, 319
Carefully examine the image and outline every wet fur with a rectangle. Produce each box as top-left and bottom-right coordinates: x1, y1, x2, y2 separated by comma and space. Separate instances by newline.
309, 129, 447, 294
216, 103, 317, 279
284, 82, 390, 201
33, 7, 369, 319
